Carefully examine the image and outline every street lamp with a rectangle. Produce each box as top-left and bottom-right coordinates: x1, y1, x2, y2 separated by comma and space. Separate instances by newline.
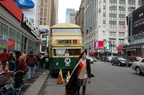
110, 41, 114, 56
103, 39, 106, 58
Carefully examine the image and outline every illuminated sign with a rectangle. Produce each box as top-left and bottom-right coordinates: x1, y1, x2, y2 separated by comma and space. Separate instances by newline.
94, 41, 109, 49
94, 41, 104, 49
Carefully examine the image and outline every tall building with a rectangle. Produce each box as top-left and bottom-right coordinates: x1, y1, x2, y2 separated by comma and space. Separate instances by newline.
84, 0, 139, 56
37, 0, 58, 53
75, 0, 85, 37
66, 8, 76, 23
38, 0, 58, 26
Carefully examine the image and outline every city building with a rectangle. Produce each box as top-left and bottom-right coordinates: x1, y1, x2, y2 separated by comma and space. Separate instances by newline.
139, 0, 144, 6
84, 0, 139, 57
66, 8, 76, 23
37, 0, 58, 26
0, 0, 39, 53
75, 0, 85, 38
122, 0, 144, 57
37, 0, 58, 53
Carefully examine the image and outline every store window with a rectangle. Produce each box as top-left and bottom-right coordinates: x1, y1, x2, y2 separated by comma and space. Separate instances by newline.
0, 22, 2, 34
3, 24, 8, 36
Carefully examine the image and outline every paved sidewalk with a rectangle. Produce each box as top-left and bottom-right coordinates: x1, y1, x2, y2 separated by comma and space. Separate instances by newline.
23, 68, 50, 95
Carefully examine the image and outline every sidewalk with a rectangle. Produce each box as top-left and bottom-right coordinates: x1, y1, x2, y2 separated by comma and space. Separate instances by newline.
23, 68, 50, 95
0, 65, 50, 95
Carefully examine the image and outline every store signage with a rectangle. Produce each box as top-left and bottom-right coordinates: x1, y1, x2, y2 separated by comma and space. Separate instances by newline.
8, 40, 15, 47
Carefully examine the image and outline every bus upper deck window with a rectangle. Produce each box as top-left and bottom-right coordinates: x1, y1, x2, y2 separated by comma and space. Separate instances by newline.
67, 29, 80, 33
53, 29, 66, 32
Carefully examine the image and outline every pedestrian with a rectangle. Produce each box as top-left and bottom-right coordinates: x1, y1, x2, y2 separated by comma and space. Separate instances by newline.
43, 53, 49, 69
0, 49, 10, 70
39, 53, 44, 68
35, 52, 41, 71
15, 51, 28, 90
8, 52, 16, 71
26, 51, 38, 80
21, 51, 27, 62
15, 51, 29, 74
66, 52, 94, 95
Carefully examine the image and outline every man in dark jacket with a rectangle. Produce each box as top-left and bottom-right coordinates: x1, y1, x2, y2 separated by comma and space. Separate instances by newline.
26, 51, 38, 80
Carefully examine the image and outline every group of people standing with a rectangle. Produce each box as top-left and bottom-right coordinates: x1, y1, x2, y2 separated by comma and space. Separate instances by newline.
0, 49, 48, 80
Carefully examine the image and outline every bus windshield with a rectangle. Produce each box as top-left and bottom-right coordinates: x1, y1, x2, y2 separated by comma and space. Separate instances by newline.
54, 49, 81, 56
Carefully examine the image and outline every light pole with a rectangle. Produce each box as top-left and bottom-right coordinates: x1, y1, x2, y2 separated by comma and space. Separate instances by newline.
110, 41, 114, 56
103, 39, 106, 60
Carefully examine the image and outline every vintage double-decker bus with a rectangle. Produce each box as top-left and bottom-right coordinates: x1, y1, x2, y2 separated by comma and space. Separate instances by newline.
48, 23, 83, 74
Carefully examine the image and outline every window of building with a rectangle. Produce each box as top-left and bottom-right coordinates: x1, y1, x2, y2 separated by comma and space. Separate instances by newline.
119, 32, 125, 37
3, 24, 8, 36
109, 31, 116, 36
119, 39, 125, 45
110, 24, 117, 28
110, 3, 117, 6
110, 17, 116, 21
109, 38, 116, 45
0, 22, 2, 34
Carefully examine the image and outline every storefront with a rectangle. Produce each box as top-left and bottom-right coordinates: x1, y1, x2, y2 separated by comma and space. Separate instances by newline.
0, 0, 39, 53
121, 44, 142, 57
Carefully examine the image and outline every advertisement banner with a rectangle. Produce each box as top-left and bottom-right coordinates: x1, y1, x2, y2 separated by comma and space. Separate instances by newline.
8, 40, 15, 47
94, 41, 104, 49
94, 41, 109, 49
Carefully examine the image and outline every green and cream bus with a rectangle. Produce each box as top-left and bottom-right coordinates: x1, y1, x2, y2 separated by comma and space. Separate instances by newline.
48, 23, 83, 74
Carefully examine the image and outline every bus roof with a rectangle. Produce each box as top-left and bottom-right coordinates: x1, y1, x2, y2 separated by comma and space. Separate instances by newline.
51, 23, 81, 28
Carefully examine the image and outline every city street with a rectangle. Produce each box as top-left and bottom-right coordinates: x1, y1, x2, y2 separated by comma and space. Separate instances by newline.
41, 61, 144, 95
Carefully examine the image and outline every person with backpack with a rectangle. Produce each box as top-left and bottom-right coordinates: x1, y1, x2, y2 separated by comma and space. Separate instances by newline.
26, 51, 38, 80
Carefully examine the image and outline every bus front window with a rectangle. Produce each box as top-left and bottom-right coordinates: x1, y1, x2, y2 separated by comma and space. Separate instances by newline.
54, 49, 81, 56
54, 49, 66, 56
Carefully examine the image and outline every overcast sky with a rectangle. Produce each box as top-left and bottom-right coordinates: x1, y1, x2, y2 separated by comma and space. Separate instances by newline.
58, 0, 81, 23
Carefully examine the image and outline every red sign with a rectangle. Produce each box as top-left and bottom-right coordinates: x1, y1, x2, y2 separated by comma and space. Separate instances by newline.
94, 41, 104, 49
0, 0, 23, 22
116, 46, 123, 50
8, 40, 15, 47
73, 40, 77, 44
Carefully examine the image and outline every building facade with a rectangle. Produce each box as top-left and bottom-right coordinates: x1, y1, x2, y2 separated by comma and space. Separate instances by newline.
37, 0, 58, 53
0, 0, 39, 53
37, 0, 58, 26
84, 0, 139, 57
75, 0, 85, 38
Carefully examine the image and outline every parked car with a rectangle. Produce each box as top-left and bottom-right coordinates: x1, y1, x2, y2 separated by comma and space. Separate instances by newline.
86, 55, 97, 64
111, 57, 132, 67
131, 58, 144, 75
127, 56, 142, 62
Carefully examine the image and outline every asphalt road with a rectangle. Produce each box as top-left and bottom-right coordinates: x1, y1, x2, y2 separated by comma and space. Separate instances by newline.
41, 61, 144, 95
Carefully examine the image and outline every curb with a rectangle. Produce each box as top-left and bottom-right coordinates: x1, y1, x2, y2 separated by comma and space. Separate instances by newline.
24, 70, 50, 95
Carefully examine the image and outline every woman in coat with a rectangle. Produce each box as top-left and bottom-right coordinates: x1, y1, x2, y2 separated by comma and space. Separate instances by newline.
66, 52, 93, 95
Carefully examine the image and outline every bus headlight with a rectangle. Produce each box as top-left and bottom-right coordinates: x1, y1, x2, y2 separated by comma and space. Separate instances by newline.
56, 62, 59, 66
